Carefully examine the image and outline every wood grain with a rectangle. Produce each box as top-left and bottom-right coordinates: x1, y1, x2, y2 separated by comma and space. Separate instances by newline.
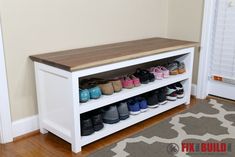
30, 38, 198, 71
0, 97, 197, 157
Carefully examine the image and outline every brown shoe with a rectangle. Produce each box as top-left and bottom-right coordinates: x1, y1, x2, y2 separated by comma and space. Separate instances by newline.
109, 78, 122, 92
89, 78, 114, 95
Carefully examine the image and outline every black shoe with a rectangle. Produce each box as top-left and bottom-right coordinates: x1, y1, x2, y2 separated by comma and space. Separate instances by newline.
175, 82, 184, 98
81, 114, 94, 136
91, 110, 104, 131
134, 68, 155, 84
145, 92, 159, 108
155, 87, 167, 105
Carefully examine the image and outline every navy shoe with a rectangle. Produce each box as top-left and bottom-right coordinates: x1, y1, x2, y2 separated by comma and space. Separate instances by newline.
135, 97, 148, 112
127, 99, 141, 115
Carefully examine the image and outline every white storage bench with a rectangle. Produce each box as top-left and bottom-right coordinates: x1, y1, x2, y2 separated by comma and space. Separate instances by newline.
30, 37, 198, 153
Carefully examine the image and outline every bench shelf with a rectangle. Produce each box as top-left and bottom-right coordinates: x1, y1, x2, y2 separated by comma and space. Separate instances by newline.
30, 38, 197, 153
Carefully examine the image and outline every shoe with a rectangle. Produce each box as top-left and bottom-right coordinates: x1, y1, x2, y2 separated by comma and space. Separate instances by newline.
80, 79, 102, 99
117, 102, 130, 120
98, 81, 114, 95
134, 68, 155, 84
79, 89, 90, 103
158, 66, 170, 78
145, 92, 159, 108
121, 76, 134, 89
109, 78, 123, 92
127, 99, 141, 115
149, 67, 163, 80
167, 61, 186, 75
178, 62, 186, 74
80, 114, 94, 136
88, 86, 102, 99
102, 105, 120, 124
155, 87, 167, 105
175, 82, 184, 98
91, 110, 104, 131
167, 62, 179, 75
135, 97, 148, 112
129, 75, 141, 87
89, 78, 114, 95
166, 85, 177, 101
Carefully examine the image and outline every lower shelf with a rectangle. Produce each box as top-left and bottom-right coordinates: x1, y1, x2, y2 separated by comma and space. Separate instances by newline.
81, 97, 187, 146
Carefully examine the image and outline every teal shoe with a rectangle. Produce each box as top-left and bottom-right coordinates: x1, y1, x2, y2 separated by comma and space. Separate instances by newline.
79, 89, 90, 103
80, 79, 102, 100
89, 86, 102, 99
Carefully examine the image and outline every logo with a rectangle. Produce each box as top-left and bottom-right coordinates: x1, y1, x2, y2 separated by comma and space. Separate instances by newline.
167, 143, 179, 154
181, 142, 232, 153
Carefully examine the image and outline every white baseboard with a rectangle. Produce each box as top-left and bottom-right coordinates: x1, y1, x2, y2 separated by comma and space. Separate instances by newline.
191, 84, 197, 96
12, 115, 39, 138
11, 84, 197, 138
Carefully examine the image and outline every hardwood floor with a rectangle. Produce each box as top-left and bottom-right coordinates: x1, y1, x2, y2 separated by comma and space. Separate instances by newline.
0, 97, 197, 157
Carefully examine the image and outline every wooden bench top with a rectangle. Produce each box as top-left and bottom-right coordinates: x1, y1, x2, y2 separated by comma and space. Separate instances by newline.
30, 38, 198, 72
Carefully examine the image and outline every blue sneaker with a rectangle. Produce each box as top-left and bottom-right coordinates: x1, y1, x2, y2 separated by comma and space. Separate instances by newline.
135, 97, 148, 112
127, 99, 140, 115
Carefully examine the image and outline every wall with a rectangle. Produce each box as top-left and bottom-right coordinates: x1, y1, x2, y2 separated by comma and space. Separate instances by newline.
167, 0, 204, 84
0, 0, 168, 121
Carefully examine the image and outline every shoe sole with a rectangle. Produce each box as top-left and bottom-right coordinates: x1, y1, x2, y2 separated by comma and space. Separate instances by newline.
130, 111, 141, 115
177, 94, 184, 99
123, 85, 134, 89
141, 80, 149, 84
119, 115, 130, 120
148, 104, 159, 108
178, 69, 186, 74
159, 100, 168, 105
140, 108, 148, 112
170, 70, 179, 75
167, 96, 177, 101
103, 118, 120, 124
81, 129, 94, 136
94, 124, 104, 131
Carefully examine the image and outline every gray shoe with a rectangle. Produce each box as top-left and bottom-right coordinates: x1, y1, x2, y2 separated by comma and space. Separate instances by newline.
117, 102, 129, 120
102, 105, 120, 124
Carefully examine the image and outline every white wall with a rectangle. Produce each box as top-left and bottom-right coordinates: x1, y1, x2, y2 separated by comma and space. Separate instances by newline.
0, 0, 168, 121
167, 0, 204, 84
0, 20, 13, 143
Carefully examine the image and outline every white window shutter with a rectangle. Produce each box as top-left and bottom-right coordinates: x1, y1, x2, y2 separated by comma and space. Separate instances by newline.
210, 0, 235, 82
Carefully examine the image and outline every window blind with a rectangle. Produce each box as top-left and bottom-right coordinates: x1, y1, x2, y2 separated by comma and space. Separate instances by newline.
210, 0, 235, 83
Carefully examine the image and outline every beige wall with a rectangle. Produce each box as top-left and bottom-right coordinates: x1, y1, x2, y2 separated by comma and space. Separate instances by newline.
167, 0, 204, 84
0, 0, 168, 121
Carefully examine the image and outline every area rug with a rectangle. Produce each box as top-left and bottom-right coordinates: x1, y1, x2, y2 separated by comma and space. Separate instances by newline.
89, 99, 235, 157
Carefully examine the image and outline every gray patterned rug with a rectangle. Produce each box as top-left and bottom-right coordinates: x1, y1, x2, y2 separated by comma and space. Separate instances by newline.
89, 99, 235, 157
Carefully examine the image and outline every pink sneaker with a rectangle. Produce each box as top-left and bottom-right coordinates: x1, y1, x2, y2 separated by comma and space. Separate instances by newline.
158, 66, 169, 78
121, 76, 134, 89
149, 67, 163, 80
129, 75, 141, 87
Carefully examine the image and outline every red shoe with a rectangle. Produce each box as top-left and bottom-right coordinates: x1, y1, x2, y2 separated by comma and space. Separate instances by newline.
121, 76, 134, 89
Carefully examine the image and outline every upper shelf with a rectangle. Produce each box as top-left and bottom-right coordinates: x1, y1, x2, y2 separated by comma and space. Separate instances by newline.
30, 38, 198, 72
79, 72, 190, 114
